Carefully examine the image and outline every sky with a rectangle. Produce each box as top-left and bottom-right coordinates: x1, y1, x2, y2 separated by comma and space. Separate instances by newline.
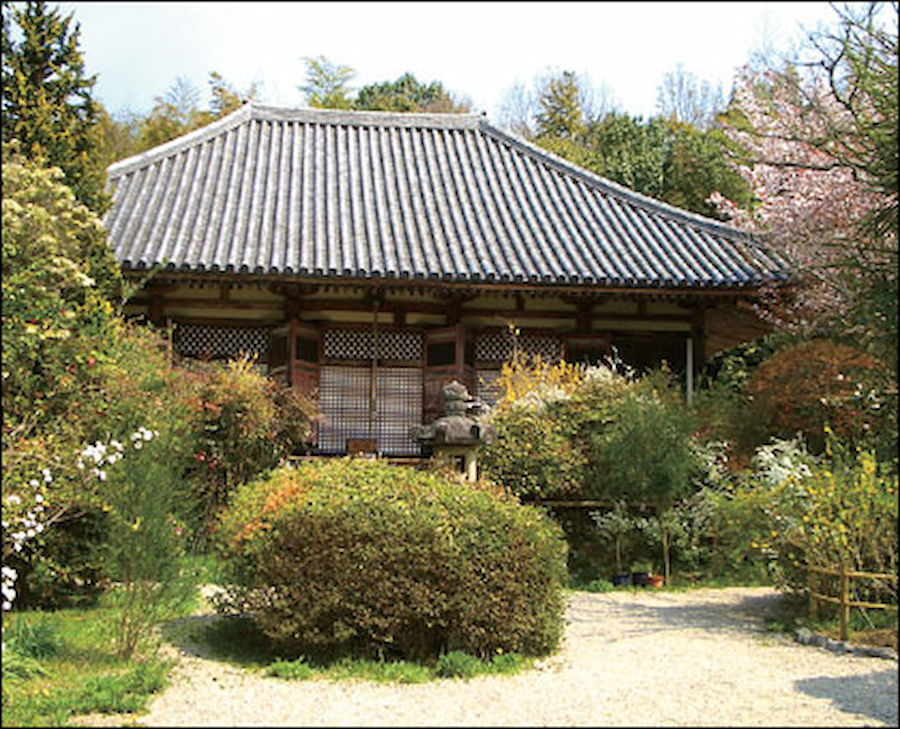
57, 1, 842, 122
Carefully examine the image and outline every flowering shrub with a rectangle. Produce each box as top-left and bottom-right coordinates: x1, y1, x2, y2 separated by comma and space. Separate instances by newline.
79, 427, 197, 658
482, 361, 699, 504
708, 435, 897, 598
215, 459, 567, 661
175, 356, 316, 537
2, 151, 122, 430
747, 339, 892, 455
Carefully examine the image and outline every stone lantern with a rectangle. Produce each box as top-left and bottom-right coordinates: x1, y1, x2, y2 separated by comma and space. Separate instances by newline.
411, 381, 496, 481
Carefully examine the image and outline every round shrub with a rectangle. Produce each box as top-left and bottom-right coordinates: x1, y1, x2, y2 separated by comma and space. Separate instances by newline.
747, 339, 891, 454
215, 459, 567, 662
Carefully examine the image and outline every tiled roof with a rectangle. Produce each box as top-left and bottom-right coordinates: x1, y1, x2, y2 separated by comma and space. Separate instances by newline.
104, 103, 788, 289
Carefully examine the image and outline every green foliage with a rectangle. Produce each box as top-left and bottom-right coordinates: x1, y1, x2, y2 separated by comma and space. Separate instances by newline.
324, 657, 433, 684
535, 70, 585, 139
480, 399, 586, 500
300, 55, 355, 109
661, 122, 754, 218
583, 113, 752, 220
530, 100, 754, 221
175, 356, 316, 536
482, 362, 700, 504
4, 612, 64, 658
711, 435, 898, 600
69, 661, 169, 714
584, 373, 699, 502
580, 113, 670, 197
1, 606, 176, 726
577, 577, 616, 593
2, 150, 122, 424
96, 429, 199, 659
266, 657, 313, 681
215, 459, 568, 662
1, 646, 47, 682
434, 649, 483, 679
590, 501, 634, 573
208, 70, 260, 118
698, 332, 798, 395
1, 1, 108, 212
356, 72, 468, 113
134, 76, 209, 151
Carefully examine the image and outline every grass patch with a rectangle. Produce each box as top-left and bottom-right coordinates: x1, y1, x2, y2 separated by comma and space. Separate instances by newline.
189, 614, 536, 684
2, 600, 190, 727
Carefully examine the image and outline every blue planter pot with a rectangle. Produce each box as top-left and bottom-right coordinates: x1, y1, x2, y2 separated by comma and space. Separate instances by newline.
611, 573, 633, 586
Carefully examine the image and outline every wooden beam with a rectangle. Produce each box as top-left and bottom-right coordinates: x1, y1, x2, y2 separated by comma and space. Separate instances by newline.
125, 270, 763, 300
127, 295, 697, 325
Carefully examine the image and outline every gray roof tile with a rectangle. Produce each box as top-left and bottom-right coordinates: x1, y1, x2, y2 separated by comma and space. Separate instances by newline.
104, 103, 789, 288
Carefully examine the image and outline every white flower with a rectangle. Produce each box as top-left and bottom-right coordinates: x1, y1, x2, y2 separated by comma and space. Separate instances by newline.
41, 468, 52, 483
1, 567, 16, 580
2, 601, 11, 612
98, 470, 107, 481
34, 494, 44, 504
28, 479, 39, 488
6, 494, 21, 505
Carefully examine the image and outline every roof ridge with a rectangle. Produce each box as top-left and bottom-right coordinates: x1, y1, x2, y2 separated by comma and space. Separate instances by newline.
478, 119, 765, 244
248, 102, 484, 129
106, 103, 485, 180
106, 104, 254, 178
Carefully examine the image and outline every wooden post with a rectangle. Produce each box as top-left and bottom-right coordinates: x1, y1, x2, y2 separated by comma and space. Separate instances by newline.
661, 519, 671, 584
839, 562, 850, 641
808, 567, 819, 622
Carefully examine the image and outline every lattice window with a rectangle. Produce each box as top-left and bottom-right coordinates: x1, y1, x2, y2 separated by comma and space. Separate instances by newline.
317, 365, 422, 456
378, 331, 424, 362
317, 367, 372, 453
176, 324, 270, 359
375, 367, 423, 454
474, 332, 562, 363
323, 329, 423, 362
476, 369, 503, 409
323, 329, 375, 360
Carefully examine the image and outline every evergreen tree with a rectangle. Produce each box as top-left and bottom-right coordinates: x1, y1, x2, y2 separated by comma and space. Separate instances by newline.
1, 1, 107, 212
534, 70, 585, 140
355, 72, 469, 113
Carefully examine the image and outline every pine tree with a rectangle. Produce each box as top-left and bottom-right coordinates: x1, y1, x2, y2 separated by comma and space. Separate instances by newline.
534, 71, 585, 140
1, 1, 107, 212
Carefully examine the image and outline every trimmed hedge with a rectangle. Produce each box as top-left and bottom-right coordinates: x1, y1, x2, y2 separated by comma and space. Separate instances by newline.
215, 459, 568, 661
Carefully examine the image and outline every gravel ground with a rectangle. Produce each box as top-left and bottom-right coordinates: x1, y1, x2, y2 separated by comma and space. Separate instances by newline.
97, 586, 899, 727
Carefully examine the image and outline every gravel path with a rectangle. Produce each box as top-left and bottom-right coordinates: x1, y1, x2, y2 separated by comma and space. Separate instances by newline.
127, 587, 897, 727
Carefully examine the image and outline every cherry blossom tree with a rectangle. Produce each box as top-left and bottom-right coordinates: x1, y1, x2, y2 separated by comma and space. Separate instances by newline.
713, 2, 897, 366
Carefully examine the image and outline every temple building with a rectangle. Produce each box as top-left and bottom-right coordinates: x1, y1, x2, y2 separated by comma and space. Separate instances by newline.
104, 104, 788, 456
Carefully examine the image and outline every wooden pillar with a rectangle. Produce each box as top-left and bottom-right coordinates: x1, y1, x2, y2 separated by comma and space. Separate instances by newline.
839, 562, 850, 641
